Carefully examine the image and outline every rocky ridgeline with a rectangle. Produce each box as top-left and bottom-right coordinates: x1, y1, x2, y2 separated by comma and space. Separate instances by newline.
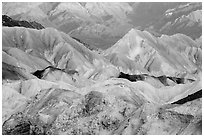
2, 15, 44, 30
1, 2, 202, 135
2, 25, 202, 135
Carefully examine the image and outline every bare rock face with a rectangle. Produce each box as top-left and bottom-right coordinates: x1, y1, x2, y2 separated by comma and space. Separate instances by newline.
2, 79, 202, 135
148, 3, 202, 40
105, 28, 201, 80
2, 27, 119, 81
2, 15, 44, 30
3, 2, 200, 49
2, 26, 202, 135
2, 2, 202, 135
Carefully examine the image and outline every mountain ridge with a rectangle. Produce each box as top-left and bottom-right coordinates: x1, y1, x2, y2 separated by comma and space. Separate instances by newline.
1, 2, 202, 135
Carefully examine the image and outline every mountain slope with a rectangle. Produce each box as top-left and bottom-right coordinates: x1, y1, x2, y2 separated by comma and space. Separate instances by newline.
104, 28, 201, 79
147, 2, 202, 39
2, 27, 118, 82
4, 2, 198, 49
2, 26, 202, 135
1, 2, 202, 135
2, 15, 44, 29
2, 78, 201, 134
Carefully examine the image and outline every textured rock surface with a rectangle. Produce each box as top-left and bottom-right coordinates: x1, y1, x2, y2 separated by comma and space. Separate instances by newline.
2, 15, 44, 30
2, 27, 118, 81
2, 78, 202, 135
2, 2, 202, 135
105, 29, 201, 79
148, 2, 202, 40
3, 2, 201, 49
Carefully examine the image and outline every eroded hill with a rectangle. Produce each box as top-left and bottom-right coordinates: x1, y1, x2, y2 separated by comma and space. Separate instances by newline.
2, 2, 202, 135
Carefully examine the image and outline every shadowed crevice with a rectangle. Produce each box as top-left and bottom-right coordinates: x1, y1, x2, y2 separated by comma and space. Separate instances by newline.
2, 15, 44, 30
172, 90, 202, 105
118, 72, 195, 85
31, 66, 78, 79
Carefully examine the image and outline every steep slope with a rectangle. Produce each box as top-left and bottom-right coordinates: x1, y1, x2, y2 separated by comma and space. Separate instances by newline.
2, 2, 54, 27
2, 2, 131, 49
128, 2, 184, 27
2, 78, 201, 135
2, 27, 118, 82
2, 15, 44, 29
104, 28, 201, 80
2, 27, 202, 135
147, 2, 202, 39
69, 2, 186, 49
69, 22, 132, 49
47, 2, 93, 33
3, 2, 199, 49
2, 2, 202, 135
68, 2, 134, 49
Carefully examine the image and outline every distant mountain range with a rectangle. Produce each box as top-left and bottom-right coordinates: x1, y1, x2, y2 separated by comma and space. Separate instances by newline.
146, 2, 201, 39
2, 2, 202, 49
2, 2, 202, 135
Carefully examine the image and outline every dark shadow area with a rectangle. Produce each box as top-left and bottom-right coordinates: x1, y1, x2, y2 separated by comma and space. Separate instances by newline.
72, 36, 99, 51
2, 62, 27, 80
172, 90, 202, 105
118, 72, 145, 82
118, 72, 195, 85
32, 69, 45, 79
2, 15, 44, 30
32, 66, 63, 79
2, 113, 46, 135
32, 66, 78, 79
